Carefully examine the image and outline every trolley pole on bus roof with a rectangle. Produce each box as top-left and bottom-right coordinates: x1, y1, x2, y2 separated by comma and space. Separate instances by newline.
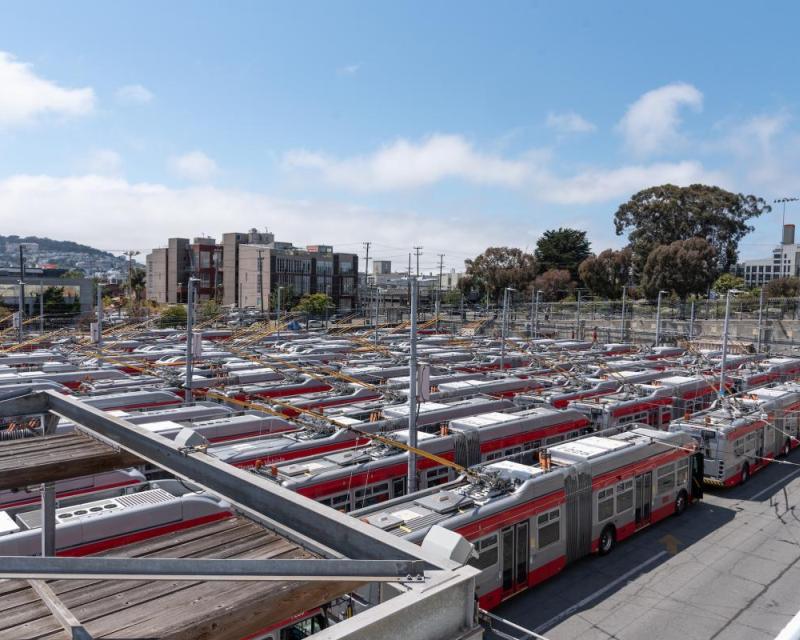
408, 277, 419, 493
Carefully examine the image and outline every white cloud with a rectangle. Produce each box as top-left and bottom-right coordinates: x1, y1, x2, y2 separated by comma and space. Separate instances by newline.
115, 84, 154, 105
284, 134, 529, 191
337, 64, 361, 76
169, 151, 218, 182
85, 149, 123, 176
0, 174, 525, 260
546, 111, 596, 134
534, 160, 728, 205
617, 83, 703, 156
0, 51, 94, 126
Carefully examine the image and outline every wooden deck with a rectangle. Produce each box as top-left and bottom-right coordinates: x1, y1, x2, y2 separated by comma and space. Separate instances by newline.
0, 516, 360, 639
0, 432, 141, 491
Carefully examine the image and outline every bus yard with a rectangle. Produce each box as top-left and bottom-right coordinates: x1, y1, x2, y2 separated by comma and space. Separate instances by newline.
0, 313, 800, 639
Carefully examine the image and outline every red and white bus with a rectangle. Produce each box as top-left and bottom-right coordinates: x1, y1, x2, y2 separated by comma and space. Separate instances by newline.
259, 407, 591, 511
356, 427, 701, 610
569, 375, 726, 431
670, 383, 800, 486
208, 397, 516, 469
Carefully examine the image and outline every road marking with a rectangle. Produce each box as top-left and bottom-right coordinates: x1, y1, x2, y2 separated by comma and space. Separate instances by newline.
749, 468, 800, 501
534, 551, 668, 634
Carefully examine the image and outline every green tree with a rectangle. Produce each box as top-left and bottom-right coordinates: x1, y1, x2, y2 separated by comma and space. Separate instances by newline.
578, 247, 632, 299
442, 289, 462, 306
293, 293, 334, 316
199, 299, 222, 321
129, 268, 146, 301
712, 273, 746, 295
640, 238, 717, 299
534, 228, 591, 280
614, 184, 770, 274
60, 268, 85, 279
159, 305, 187, 328
534, 269, 574, 301
765, 277, 800, 299
460, 247, 538, 304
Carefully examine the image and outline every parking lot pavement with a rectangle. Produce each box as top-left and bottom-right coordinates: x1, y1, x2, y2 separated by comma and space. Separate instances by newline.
486, 449, 800, 640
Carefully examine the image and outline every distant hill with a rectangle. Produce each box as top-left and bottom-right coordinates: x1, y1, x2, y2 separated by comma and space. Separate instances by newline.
0, 235, 113, 257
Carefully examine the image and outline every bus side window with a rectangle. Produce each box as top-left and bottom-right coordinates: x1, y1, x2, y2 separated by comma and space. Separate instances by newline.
676, 458, 689, 487
597, 487, 614, 521
468, 534, 499, 570
656, 463, 675, 495
616, 480, 633, 513
537, 508, 560, 549
733, 438, 744, 457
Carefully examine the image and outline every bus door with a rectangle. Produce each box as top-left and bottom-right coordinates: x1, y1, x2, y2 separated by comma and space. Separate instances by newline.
634, 471, 652, 529
500, 521, 530, 599
691, 452, 704, 500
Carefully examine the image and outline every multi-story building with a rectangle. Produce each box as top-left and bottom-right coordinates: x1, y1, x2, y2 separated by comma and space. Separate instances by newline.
372, 260, 392, 275
737, 224, 800, 287
146, 229, 358, 311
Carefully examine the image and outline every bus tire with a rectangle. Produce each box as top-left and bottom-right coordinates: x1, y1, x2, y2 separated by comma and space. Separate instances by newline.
782, 439, 792, 457
740, 463, 750, 485
674, 490, 688, 516
599, 525, 616, 556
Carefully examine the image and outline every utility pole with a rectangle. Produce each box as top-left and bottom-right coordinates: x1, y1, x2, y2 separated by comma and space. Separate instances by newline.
96, 282, 104, 359
407, 253, 412, 321
719, 289, 738, 400
374, 288, 380, 347
688, 299, 695, 343
408, 277, 418, 493
185, 277, 198, 401
123, 250, 140, 304
257, 250, 264, 314
362, 241, 371, 320
500, 287, 515, 370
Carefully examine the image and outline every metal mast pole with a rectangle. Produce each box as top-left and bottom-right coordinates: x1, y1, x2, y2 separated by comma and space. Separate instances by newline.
757, 287, 764, 352
534, 291, 541, 339
688, 300, 695, 343
362, 241, 371, 320
374, 288, 379, 347
408, 278, 418, 493
620, 285, 627, 342
39, 280, 44, 333
17, 245, 25, 343
529, 289, 535, 339
500, 288, 509, 370
185, 278, 196, 401
655, 290, 664, 346
436, 254, 444, 331
576, 290, 582, 340
719, 291, 733, 400
96, 282, 103, 365
257, 250, 264, 314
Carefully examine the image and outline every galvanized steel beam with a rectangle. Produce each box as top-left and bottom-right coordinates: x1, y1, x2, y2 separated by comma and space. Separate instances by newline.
0, 556, 425, 582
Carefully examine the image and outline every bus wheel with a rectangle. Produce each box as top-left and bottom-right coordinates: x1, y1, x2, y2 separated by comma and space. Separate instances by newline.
782, 439, 792, 457
674, 490, 688, 516
599, 525, 616, 556
740, 463, 750, 485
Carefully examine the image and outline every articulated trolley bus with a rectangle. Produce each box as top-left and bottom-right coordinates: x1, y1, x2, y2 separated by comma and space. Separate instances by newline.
356, 427, 702, 609
670, 383, 800, 486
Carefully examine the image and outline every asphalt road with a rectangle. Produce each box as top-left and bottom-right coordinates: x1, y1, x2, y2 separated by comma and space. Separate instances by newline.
486, 449, 800, 640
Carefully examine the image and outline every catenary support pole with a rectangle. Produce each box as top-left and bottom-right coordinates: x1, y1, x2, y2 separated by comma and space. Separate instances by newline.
185, 278, 196, 400
688, 300, 695, 343
408, 277, 418, 493
757, 287, 764, 352
620, 286, 627, 342
719, 290, 733, 399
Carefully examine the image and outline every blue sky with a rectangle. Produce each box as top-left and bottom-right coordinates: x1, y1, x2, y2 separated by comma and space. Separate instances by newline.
0, 1, 798, 272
